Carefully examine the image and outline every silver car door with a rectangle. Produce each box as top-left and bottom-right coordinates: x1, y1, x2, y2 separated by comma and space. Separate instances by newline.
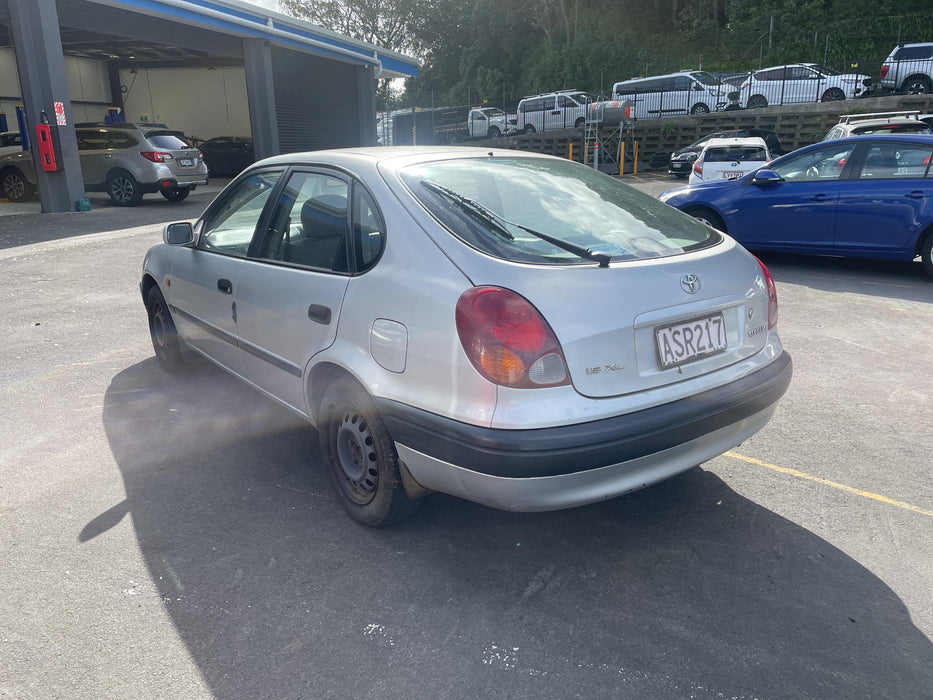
167, 169, 283, 375
234, 169, 360, 413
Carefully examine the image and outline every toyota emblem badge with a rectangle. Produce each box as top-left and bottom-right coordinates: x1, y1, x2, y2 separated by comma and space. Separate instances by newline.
680, 274, 701, 294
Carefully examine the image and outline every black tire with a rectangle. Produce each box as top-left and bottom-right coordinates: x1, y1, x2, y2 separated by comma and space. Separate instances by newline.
902, 75, 932, 95
146, 285, 188, 372
690, 103, 710, 115
486, 126, 501, 138
747, 94, 768, 109
574, 117, 585, 129
523, 124, 536, 134
107, 170, 143, 206
161, 186, 191, 202
821, 87, 846, 102
920, 232, 933, 279
683, 206, 726, 233
319, 376, 422, 526
1, 167, 34, 202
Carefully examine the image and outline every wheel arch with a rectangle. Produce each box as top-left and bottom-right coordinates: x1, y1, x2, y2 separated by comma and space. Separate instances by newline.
681, 203, 728, 233
901, 73, 932, 92
306, 361, 358, 425
140, 272, 159, 306
914, 221, 933, 257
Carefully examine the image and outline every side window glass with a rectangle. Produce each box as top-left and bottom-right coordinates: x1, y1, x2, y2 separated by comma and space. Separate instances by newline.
860, 144, 933, 179
772, 144, 855, 182
199, 170, 282, 257
260, 171, 350, 272
353, 187, 386, 272
108, 132, 138, 149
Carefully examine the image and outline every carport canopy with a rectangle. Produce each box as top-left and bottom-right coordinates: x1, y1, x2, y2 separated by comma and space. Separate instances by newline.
0, 0, 419, 212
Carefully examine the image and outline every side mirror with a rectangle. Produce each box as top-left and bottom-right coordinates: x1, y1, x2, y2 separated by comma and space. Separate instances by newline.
752, 169, 783, 185
163, 221, 195, 245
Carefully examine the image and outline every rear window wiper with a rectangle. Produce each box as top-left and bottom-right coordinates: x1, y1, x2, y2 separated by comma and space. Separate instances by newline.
420, 179, 611, 267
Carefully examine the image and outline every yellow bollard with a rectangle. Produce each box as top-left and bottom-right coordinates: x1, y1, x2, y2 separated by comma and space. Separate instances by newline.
569, 142, 573, 161
633, 141, 639, 175
619, 142, 625, 176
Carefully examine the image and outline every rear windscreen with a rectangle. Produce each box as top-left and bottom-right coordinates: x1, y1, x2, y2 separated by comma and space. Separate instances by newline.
147, 132, 190, 149
852, 124, 932, 136
705, 147, 768, 162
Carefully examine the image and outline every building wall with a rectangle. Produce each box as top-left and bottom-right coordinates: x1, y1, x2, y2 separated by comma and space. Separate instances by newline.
118, 66, 251, 142
0, 47, 111, 126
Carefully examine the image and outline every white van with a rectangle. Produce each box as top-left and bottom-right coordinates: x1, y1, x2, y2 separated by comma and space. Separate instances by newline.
612, 71, 728, 119
515, 90, 596, 133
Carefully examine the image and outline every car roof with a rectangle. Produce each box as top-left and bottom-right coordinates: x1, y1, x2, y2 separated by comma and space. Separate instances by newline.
256, 146, 560, 170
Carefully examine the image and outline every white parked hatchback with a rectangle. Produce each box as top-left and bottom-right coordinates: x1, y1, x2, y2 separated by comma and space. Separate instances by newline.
741, 63, 872, 108
689, 137, 771, 185
142, 147, 792, 526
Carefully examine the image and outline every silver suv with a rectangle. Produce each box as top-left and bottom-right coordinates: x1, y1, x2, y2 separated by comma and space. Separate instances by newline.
76, 123, 208, 205
0, 123, 209, 206
880, 43, 933, 95
822, 111, 932, 140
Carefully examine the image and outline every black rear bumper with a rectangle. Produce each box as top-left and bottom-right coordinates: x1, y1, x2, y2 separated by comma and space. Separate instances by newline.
378, 351, 792, 479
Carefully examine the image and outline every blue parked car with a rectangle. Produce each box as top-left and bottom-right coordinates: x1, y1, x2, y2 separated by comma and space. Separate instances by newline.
659, 135, 933, 277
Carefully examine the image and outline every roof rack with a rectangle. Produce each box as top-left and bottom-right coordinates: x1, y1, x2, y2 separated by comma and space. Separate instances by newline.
837, 111, 919, 124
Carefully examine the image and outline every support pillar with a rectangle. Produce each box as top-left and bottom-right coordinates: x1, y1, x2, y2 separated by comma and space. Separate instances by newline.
357, 65, 377, 146
8, 0, 86, 212
243, 38, 279, 161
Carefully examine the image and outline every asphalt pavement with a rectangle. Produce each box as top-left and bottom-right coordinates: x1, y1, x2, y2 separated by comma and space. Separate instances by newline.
1, 171, 931, 699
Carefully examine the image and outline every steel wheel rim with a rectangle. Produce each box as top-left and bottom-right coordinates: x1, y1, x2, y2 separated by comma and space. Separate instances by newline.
335, 409, 377, 504
151, 301, 169, 352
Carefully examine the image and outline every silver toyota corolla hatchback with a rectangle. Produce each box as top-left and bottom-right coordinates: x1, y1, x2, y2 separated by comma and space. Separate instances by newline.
142, 147, 792, 526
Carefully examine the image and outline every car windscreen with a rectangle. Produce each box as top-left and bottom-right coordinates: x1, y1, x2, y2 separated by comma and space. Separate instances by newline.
691, 71, 723, 86
704, 147, 769, 162
400, 157, 720, 265
852, 124, 932, 136
146, 132, 191, 149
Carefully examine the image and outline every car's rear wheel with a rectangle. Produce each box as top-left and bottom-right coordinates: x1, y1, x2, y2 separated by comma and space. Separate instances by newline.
0, 167, 34, 202
747, 94, 768, 109
486, 126, 501, 138
902, 75, 932, 95
920, 232, 933, 279
319, 376, 422, 526
146, 285, 188, 372
574, 117, 585, 128
161, 186, 191, 202
821, 87, 846, 102
690, 103, 710, 115
683, 206, 726, 233
107, 170, 143, 206
524, 124, 536, 134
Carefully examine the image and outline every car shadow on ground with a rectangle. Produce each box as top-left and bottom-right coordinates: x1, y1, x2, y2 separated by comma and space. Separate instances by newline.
96, 361, 933, 699
754, 251, 932, 302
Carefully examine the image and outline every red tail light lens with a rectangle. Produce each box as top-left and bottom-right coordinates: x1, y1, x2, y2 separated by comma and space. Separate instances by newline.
140, 151, 174, 163
880, 64, 890, 80
456, 287, 569, 388
755, 256, 778, 329
693, 157, 703, 176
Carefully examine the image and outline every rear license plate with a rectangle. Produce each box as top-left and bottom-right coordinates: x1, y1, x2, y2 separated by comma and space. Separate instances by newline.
179, 158, 193, 166
722, 171, 744, 180
655, 313, 727, 368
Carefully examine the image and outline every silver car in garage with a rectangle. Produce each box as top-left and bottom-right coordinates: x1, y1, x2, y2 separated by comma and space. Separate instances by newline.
141, 147, 792, 526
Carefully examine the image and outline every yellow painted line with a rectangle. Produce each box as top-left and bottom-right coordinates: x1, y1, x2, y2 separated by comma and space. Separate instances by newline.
724, 451, 933, 518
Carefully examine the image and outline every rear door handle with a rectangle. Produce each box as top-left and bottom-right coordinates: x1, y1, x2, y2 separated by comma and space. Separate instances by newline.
217, 278, 233, 294
905, 190, 927, 199
812, 193, 829, 201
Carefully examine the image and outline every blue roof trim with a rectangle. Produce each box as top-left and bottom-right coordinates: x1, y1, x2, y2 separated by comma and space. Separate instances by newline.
109, 0, 418, 75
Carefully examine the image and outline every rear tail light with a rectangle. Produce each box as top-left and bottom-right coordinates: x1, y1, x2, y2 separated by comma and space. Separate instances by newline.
456, 287, 569, 388
693, 157, 704, 177
880, 64, 890, 80
140, 151, 174, 163
755, 256, 779, 329
197, 150, 204, 163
